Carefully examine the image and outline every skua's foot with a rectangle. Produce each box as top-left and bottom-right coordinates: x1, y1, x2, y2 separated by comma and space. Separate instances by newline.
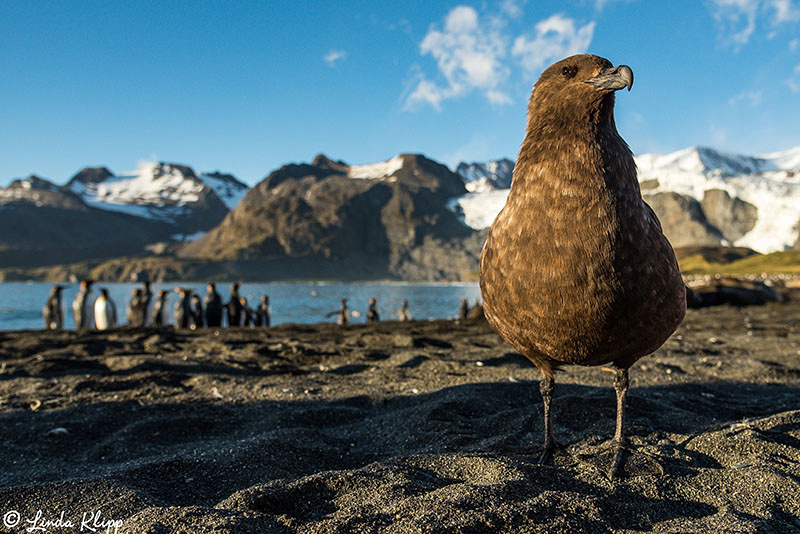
591, 440, 663, 480
537, 439, 563, 465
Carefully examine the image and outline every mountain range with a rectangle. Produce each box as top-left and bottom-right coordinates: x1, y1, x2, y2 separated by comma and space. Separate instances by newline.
178, 153, 482, 280
0, 164, 248, 268
1, 145, 798, 281
453, 145, 800, 253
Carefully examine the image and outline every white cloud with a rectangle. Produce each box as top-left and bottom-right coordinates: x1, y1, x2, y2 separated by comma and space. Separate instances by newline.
728, 89, 763, 106
790, 37, 800, 50
709, 0, 759, 48
405, 6, 511, 109
405, 6, 595, 110
709, 0, 800, 49
770, 0, 800, 23
323, 49, 347, 67
500, 0, 525, 18
405, 79, 449, 110
511, 14, 595, 74
421, 6, 506, 89
486, 89, 513, 105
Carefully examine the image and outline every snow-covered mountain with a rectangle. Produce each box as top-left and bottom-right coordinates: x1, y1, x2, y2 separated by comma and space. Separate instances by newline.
0, 162, 251, 267
0, 175, 88, 210
636, 146, 800, 252
456, 159, 514, 192
450, 146, 800, 252
347, 155, 406, 180
67, 162, 249, 222
636, 146, 800, 177
199, 171, 250, 210
0, 175, 175, 268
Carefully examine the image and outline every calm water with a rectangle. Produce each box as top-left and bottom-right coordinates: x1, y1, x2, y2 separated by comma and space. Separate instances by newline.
0, 282, 482, 331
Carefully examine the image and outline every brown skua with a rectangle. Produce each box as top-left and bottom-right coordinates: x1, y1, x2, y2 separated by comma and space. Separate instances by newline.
480, 54, 686, 477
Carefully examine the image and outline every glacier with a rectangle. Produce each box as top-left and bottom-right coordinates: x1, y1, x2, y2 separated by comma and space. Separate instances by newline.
451, 146, 800, 253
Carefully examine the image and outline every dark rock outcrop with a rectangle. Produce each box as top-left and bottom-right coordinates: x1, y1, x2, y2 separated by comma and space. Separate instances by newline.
67, 167, 114, 186
643, 190, 759, 249
701, 189, 758, 242
688, 277, 784, 308
794, 221, 800, 250
180, 154, 479, 280
643, 192, 723, 247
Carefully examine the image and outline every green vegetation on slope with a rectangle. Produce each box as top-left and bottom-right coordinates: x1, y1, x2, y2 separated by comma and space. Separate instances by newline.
679, 250, 800, 274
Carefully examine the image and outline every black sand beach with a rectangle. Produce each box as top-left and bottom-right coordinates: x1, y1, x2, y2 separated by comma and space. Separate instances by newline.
1, 304, 799, 533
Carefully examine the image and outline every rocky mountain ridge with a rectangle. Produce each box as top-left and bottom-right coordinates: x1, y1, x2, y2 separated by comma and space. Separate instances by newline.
0, 163, 249, 267
2, 145, 799, 281
452, 145, 800, 252
456, 159, 514, 192
66, 162, 247, 229
0, 175, 169, 267
179, 153, 482, 280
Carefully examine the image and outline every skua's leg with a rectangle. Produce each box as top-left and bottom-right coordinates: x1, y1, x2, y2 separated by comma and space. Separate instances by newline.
608, 367, 629, 478
538, 374, 559, 464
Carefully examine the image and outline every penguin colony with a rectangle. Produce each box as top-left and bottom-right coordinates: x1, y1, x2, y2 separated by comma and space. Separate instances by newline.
43, 280, 274, 330
43, 282, 428, 329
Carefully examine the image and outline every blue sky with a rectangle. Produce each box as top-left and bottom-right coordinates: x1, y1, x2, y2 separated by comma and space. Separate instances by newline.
1, 0, 799, 186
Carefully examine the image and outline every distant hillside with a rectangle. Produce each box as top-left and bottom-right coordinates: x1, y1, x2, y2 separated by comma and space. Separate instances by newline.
179, 154, 483, 281
0, 163, 249, 268
678, 250, 800, 275
0, 176, 169, 267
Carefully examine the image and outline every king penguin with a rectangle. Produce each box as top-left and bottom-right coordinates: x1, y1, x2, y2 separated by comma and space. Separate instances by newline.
94, 288, 118, 331
43, 285, 65, 330
72, 279, 94, 330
